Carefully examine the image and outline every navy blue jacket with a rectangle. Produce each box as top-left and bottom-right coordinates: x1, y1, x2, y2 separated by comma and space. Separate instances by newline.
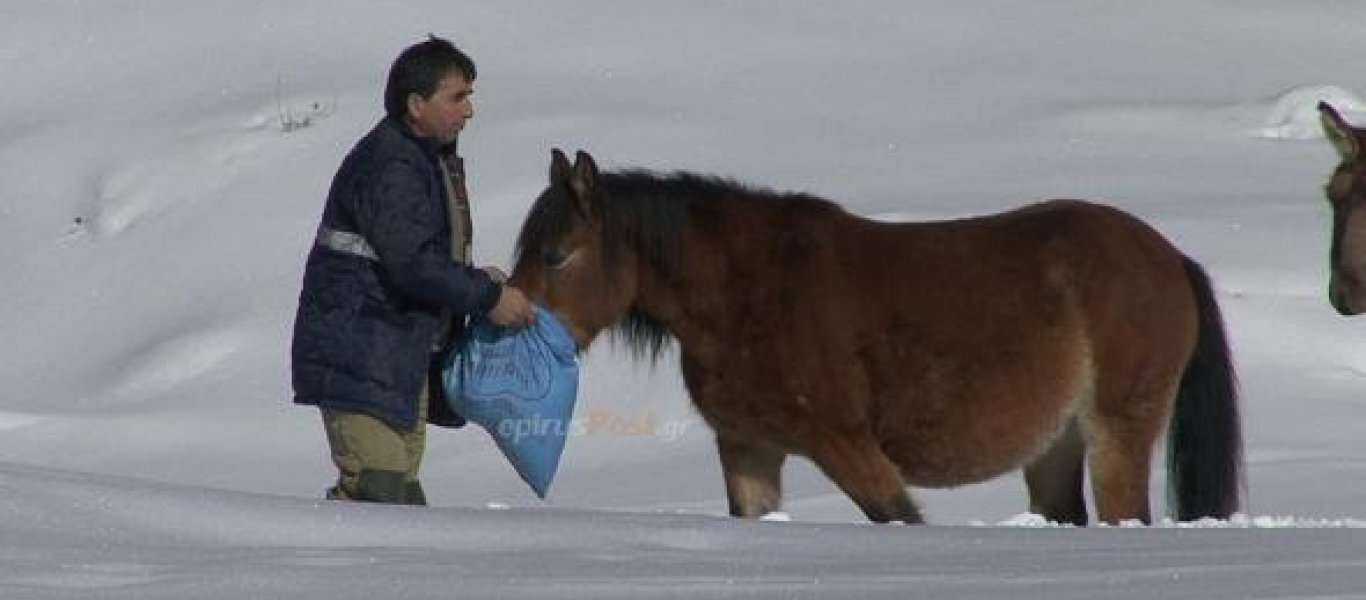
291, 116, 500, 428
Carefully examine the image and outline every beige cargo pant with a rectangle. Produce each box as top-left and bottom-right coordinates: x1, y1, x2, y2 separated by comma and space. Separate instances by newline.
320, 384, 428, 505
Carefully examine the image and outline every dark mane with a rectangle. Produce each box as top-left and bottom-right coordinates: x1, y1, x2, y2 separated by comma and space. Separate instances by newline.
515, 169, 843, 361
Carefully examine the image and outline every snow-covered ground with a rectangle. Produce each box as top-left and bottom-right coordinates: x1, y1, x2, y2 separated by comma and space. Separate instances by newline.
3, 1, 1366, 597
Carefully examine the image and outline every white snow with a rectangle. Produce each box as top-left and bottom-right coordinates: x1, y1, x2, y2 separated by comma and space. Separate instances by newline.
1255, 85, 1366, 140
3, 1, 1366, 598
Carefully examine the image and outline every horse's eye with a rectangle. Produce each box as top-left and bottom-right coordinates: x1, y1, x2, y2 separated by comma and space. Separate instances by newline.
542, 246, 568, 268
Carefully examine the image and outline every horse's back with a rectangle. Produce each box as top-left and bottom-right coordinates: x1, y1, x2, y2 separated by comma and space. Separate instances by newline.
873, 198, 1199, 370
862, 199, 1192, 308
835, 199, 1191, 327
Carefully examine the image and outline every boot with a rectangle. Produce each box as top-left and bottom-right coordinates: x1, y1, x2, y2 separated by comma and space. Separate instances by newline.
404, 480, 428, 506
354, 469, 408, 504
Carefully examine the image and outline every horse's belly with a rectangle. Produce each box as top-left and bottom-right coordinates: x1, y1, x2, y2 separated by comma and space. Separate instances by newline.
881, 350, 1093, 488
688, 329, 1092, 487
895, 438, 1041, 488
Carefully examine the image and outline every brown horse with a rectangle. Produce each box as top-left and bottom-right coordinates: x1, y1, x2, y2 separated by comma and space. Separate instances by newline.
1319, 102, 1366, 315
510, 149, 1243, 525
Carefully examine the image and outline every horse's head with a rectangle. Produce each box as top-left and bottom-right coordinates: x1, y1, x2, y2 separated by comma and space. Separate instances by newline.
1319, 102, 1366, 315
510, 149, 642, 349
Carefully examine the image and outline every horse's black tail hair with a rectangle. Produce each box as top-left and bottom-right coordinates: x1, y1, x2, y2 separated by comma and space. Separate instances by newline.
1167, 256, 1244, 521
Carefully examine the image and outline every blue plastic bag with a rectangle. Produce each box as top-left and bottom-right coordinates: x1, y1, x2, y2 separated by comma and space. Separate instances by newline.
443, 305, 579, 498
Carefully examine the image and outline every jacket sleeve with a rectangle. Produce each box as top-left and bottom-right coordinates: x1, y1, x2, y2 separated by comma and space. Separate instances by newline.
356, 158, 501, 316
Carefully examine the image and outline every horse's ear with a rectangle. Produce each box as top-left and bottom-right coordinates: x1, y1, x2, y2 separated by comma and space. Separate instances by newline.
572, 150, 598, 191
550, 148, 572, 184
1320, 102, 1361, 163
569, 150, 599, 216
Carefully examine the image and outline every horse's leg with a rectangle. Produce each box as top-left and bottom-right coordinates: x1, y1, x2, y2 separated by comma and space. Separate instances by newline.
681, 356, 786, 517
1082, 382, 1176, 525
808, 435, 922, 524
717, 435, 787, 517
1085, 435, 1153, 525
1023, 420, 1088, 526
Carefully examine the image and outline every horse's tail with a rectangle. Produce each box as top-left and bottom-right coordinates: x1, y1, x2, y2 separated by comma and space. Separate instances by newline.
1167, 256, 1244, 521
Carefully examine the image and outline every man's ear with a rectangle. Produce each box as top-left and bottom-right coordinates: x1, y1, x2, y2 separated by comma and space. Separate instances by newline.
406, 92, 425, 122
569, 150, 599, 218
550, 148, 572, 184
1321, 102, 1361, 163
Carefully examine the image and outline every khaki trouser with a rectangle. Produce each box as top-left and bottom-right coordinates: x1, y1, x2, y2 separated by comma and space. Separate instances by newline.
320, 383, 428, 503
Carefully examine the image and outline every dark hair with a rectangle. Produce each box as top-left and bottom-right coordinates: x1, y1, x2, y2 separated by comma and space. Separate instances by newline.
383, 35, 477, 119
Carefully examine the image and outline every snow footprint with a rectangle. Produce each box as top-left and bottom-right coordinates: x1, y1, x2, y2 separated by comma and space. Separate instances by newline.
86, 93, 335, 238
107, 326, 246, 402
0, 410, 46, 432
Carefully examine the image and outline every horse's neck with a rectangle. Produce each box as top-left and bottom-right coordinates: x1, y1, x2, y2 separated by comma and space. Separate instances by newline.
633, 208, 805, 367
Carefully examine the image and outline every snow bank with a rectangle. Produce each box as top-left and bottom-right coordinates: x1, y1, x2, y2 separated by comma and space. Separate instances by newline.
5, 463, 1366, 599
1254, 85, 1366, 140
979, 512, 1366, 529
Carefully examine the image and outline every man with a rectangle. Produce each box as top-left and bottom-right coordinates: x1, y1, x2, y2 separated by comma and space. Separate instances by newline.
291, 36, 535, 505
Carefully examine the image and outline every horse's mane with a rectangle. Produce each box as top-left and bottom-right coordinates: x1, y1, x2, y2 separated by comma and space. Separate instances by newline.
515, 169, 843, 361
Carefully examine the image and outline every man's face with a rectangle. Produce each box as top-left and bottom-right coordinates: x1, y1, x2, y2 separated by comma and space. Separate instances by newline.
407, 71, 474, 145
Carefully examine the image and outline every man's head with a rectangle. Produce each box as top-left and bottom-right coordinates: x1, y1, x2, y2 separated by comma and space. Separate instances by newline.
384, 36, 476, 145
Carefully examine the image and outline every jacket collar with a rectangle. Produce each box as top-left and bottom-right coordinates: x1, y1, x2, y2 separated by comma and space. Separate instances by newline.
385, 114, 459, 159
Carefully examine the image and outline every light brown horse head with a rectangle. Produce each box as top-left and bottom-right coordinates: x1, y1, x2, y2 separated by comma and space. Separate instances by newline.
1319, 102, 1366, 315
510, 149, 657, 353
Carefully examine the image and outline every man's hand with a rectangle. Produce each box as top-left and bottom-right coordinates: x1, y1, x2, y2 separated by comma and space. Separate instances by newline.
481, 266, 509, 284
487, 284, 535, 328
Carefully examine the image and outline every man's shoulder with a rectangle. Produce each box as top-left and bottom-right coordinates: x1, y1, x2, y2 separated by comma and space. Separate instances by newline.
356, 118, 425, 159
334, 118, 430, 184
